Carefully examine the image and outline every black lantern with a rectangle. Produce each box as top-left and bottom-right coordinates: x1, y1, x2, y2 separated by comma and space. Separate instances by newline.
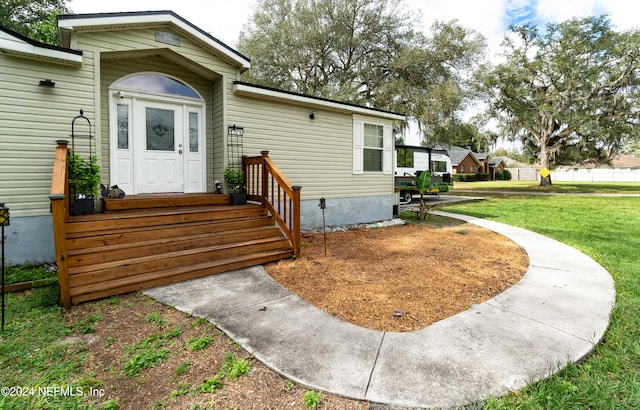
0, 203, 8, 226
0, 202, 9, 332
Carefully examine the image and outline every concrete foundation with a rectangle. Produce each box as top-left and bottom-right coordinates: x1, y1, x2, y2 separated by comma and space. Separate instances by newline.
2, 215, 55, 265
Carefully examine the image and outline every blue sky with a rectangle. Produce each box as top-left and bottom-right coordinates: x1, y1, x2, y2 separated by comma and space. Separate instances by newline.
505, 0, 538, 26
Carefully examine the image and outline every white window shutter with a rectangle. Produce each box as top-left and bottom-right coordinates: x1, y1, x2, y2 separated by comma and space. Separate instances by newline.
383, 124, 393, 175
353, 119, 364, 174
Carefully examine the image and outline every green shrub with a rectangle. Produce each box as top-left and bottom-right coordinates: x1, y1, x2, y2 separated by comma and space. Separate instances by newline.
476, 173, 490, 181
453, 173, 477, 182
503, 169, 512, 180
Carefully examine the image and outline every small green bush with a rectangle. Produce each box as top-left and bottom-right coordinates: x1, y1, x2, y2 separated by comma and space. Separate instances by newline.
476, 173, 490, 181
496, 170, 512, 180
453, 173, 477, 182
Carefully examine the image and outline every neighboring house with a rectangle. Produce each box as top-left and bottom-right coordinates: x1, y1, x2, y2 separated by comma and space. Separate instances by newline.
448, 147, 506, 180
0, 11, 404, 264
395, 145, 453, 177
448, 146, 481, 174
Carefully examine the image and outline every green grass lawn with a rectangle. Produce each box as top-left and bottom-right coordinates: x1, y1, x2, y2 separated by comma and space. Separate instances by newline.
452, 180, 640, 193
440, 195, 640, 409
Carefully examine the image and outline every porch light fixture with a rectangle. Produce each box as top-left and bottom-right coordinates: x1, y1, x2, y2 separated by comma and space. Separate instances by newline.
309, 111, 316, 120
39, 79, 55, 88
0, 202, 9, 332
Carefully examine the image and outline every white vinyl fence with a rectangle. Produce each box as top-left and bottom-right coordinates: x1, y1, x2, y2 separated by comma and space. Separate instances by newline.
506, 168, 539, 181
552, 169, 640, 183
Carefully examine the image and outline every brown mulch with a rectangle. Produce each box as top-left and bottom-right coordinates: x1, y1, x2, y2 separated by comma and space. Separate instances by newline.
265, 219, 529, 332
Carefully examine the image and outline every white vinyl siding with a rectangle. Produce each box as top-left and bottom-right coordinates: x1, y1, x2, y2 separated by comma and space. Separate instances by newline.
227, 95, 395, 200
0, 53, 94, 217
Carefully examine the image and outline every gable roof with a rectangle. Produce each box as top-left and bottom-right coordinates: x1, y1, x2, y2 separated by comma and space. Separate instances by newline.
489, 156, 507, 167
448, 146, 480, 167
57, 10, 250, 71
0, 25, 82, 65
233, 81, 405, 121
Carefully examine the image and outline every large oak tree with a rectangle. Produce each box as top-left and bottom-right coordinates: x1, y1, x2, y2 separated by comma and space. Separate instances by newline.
237, 0, 486, 144
478, 16, 640, 184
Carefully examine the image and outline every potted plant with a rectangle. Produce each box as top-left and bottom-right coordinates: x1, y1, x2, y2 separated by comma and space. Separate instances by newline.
224, 165, 246, 205
68, 151, 101, 215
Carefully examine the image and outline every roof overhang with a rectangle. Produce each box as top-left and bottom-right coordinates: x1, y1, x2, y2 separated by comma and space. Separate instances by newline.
57, 11, 250, 72
233, 81, 406, 121
0, 27, 82, 66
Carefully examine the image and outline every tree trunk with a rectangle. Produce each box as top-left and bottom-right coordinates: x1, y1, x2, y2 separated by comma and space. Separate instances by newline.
538, 138, 553, 186
418, 193, 427, 220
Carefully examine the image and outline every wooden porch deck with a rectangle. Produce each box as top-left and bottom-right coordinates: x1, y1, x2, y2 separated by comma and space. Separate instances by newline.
51, 142, 301, 308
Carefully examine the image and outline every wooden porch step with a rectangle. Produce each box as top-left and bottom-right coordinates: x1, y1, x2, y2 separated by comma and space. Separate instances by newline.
66, 204, 267, 234
69, 249, 293, 304
102, 193, 233, 212
67, 225, 285, 266
66, 216, 275, 250
68, 235, 291, 277
64, 199, 294, 305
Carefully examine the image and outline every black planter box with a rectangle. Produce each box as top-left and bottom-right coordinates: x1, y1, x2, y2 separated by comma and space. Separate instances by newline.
230, 192, 247, 205
71, 198, 95, 216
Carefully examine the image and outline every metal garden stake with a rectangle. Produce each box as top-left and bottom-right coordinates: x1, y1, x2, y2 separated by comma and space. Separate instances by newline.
0, 203, 9, 332
319, 197, 326, 255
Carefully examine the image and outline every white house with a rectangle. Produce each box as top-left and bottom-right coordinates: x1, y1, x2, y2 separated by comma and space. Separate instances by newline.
0, 11, 405, 265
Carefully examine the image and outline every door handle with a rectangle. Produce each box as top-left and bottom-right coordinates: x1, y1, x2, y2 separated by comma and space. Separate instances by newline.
179, 149, 183, 154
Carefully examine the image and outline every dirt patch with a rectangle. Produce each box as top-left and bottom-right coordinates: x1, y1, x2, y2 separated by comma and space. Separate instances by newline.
65, 293, 367, 409
265, 219, 529, 332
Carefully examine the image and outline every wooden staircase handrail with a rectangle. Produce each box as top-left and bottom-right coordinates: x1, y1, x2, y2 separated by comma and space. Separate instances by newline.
49, 140, 71, 308
243, 151, 301, 258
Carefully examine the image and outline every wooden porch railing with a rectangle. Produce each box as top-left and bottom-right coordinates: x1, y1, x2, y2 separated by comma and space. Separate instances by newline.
243, 151, 302, 258
49, 140, 71, 308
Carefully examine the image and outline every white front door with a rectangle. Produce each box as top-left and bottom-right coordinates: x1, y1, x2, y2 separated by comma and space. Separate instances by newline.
136, 101, 184, 193
110, 95, 205, 194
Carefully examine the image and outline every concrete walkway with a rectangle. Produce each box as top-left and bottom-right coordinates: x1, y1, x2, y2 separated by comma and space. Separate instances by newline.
144, 211, 615, 409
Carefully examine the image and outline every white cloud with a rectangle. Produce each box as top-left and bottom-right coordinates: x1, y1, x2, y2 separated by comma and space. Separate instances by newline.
596, 0, 640, 31
535, 0, 597, 23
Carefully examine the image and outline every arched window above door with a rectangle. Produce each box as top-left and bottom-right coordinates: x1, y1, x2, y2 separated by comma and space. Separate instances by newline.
114, 74, 201, 99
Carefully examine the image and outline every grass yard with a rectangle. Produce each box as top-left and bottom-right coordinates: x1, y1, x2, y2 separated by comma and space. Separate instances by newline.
441, 195, 640, 409
453, 180, 640, 193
